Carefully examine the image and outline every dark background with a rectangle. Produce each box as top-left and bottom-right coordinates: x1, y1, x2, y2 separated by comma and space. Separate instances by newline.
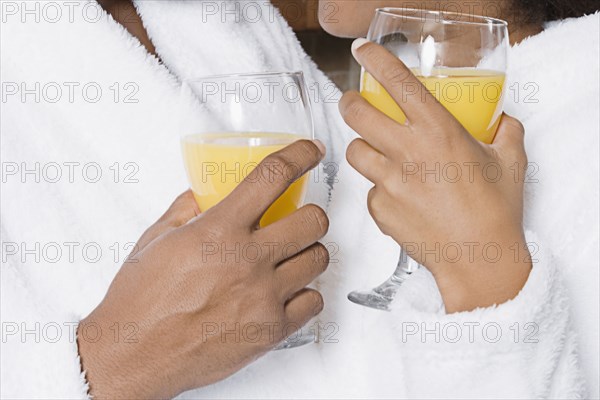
274, 0, 361, 91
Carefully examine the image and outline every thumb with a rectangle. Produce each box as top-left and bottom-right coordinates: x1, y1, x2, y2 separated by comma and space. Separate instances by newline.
492, 113, 526, 153
133, 190, 201, 254
491, 114, 528, 185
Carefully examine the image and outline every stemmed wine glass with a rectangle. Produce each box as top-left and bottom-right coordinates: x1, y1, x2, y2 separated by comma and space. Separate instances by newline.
348, 8, 509, 310
180, 72, 317, 348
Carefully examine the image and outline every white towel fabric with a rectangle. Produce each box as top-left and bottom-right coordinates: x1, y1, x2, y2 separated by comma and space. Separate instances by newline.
1, 0, 598, 398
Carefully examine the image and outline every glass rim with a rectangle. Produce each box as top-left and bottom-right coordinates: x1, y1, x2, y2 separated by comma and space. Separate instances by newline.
183, 71, 305, 83
376, 7, 508, 27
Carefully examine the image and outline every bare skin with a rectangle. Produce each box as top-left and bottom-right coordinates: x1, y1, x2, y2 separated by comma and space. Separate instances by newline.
322, 0, 537, 313
340, 41, 531, 312
78, 141, 330, 398
318, 0, 543, 44
82, 2, 332, 398
97, 0, 156, 55
80, 0, 539, 396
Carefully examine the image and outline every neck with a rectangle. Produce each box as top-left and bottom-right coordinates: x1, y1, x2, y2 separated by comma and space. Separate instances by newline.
509, 23, 544, 45
97, 0, 157, 56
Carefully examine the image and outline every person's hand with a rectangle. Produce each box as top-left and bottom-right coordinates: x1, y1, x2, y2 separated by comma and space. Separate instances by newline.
77, 140, 329, 399
339, 40, 531, 313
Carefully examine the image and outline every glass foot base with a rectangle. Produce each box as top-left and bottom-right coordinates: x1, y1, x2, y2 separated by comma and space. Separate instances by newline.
347, 289, 394, 311
274, 330, 316, 350
347, 273, 409, 311
349, 250, 419, 311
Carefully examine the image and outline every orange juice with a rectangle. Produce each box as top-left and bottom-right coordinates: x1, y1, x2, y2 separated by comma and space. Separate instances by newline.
361, 68, 506, 144
181, 132, 308, 227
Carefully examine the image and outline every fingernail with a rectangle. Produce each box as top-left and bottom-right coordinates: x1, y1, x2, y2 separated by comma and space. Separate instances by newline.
351, 38, 369, 59
312, 139, 326, 157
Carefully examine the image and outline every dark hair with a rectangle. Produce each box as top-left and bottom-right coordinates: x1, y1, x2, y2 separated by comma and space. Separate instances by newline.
519, 0, 598, 22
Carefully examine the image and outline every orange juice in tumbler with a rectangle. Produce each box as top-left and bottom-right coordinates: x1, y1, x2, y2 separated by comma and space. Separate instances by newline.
181, 132, 308, 227
361, 68, 506, 144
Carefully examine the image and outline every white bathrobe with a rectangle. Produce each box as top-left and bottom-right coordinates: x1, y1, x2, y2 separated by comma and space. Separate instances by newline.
1, 1, 598, 398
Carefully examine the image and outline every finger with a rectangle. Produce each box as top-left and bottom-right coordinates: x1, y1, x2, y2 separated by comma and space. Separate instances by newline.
216, 140, 325, 228
158, 190, 202, 227
339, 91, 407, 153
257, 204, 329, 263
135, 190, 200, 252
366, 186, 394, 238
490, 114, 527, 181
284, 288, 324, 332
491, 114, 525, 149
351, 39, 446, 124
346, 138, 387, 184
276, 243, 329, 300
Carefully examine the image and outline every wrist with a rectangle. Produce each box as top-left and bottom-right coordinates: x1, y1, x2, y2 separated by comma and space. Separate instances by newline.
431, 232, 532, 313
77, 318, 121, 399
77, 317, 152, 399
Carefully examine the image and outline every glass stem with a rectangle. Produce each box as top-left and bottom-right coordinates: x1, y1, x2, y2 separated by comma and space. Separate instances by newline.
372, 248, 420, 299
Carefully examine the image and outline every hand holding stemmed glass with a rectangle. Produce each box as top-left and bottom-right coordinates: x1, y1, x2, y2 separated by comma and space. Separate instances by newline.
341, 8, 532, 312
181, 72, 324, 347
78, 72, 330, 398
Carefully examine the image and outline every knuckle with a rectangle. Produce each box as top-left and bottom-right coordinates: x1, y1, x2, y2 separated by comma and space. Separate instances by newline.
160, 194, 191, 226
341, 95, 365, 124
361, 44, 381, 65
380, 64, 411, 88
294, 139, 321, 163
345, 139, 362, 164
381, 176, 402, 199
259, 153, 291, 185
308, 290, 324, 314
366, 188, 377, 217
514, 153, 528, 175
312, 242, 330, 270
509, 139, 528, 165
505, 116, 525, 133
157, 212, 178, 229
520, 150, 528, 166
361, 44, 378, 59
171, 191, 191, 211
263, 153, 289, 172
201, 226, 229, 247
367, 187, 383, 221
304, 204, 329, 235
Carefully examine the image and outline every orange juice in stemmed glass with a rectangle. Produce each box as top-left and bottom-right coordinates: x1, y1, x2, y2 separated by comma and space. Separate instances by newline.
180, 72, 315, 349
348, 8, 509, 310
